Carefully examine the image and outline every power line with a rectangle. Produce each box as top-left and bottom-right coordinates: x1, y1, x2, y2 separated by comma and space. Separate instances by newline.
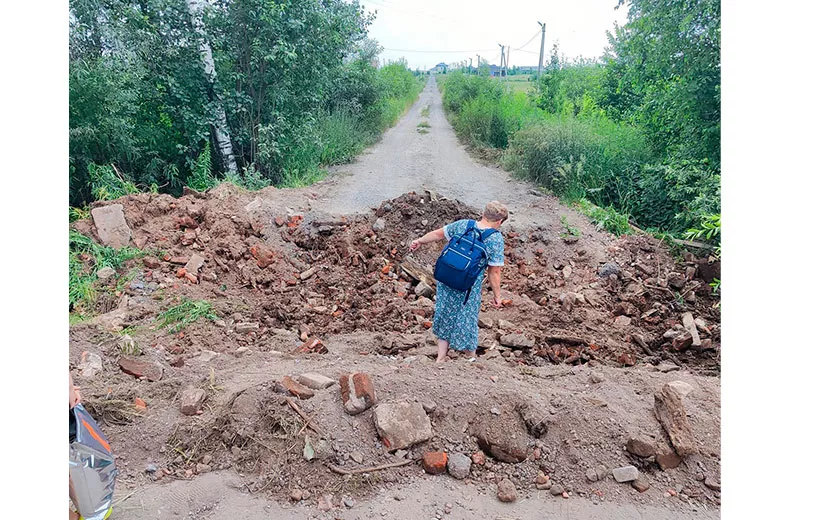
383, 47, 499, 54
513, 28, 541, 51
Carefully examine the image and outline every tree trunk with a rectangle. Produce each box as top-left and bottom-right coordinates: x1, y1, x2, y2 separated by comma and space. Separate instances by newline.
186, 0, 238, 174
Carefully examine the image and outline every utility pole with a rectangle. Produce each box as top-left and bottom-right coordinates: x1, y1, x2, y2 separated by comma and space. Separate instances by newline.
497, 43, 505, 80
506, 46, 511, 77
537, 21, 546, 82
476, 54, 481, 74
469, 57, 472, 74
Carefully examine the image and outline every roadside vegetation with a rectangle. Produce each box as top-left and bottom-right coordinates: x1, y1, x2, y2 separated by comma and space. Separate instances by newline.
69, 0, 423, 209
439, 0, 720, 245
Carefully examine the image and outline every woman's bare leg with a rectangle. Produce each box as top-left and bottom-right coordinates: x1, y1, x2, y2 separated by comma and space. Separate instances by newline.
436, 339, 450, 362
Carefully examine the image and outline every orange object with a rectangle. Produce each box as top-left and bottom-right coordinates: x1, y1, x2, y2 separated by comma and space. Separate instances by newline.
391, 248, 397, 255
176, 268, 187, 278
381, 264, 391, 274
135, 398, 147, 410
501, 299, 513, 307
163, 254, 171, 261
184, 272, 198, 284
423, 321, 433, 328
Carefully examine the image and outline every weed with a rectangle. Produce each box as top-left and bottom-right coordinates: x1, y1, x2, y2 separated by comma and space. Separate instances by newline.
417, 121, 431, 129
420, 106, 430, 117
156, 298, 218, 333
710, 278, 721, 295
186, 141, 217, 192
118, 333, 142, 356
417, 128, 428, 134
69, 230, 144, 313
686, 213, 721, 258
88, 163, 139, 201
559, 215, 581, 238
69, 206, 90, 222
575, 199, 631, 236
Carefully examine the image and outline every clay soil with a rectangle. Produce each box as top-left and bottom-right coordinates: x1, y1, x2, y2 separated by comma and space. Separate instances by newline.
69, 77, 721, 520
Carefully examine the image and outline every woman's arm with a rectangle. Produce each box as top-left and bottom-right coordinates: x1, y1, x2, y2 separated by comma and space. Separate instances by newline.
409, 228, 447, 251
487, 265, 503, 306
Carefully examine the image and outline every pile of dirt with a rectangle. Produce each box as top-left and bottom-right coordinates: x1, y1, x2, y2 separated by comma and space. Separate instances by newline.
68, 186, 721, 513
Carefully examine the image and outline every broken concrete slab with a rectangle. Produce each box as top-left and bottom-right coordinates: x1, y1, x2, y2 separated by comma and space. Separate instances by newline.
472, 412, 529, 463
626, 436, 656, 458
374, 401, 433, 451
180, 386, 206, 415
91, 204, 132, 248
682, 312, 702, 347
499, 333, 534, 349
184, 254, 205, 275
298, 373, 336, 389
654, 383, 698, 457
78, 352, 103, 379
612, 465, 639, 483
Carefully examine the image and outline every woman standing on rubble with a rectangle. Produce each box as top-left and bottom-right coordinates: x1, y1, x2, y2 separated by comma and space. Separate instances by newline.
409, 201, 508, 362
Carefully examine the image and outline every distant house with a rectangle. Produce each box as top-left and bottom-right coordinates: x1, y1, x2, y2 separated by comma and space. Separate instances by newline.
429, 62, 448, 74
489, 64, 503, 77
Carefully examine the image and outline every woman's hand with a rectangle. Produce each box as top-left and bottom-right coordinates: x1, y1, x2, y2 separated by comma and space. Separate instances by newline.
491, 295, 503, 308
409, 239, 422, 252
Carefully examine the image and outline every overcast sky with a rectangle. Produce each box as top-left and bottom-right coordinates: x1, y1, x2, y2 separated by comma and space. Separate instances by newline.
358, 0, 630, 70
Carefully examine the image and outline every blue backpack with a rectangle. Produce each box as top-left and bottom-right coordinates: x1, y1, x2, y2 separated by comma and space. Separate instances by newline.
434, 220, 499, 304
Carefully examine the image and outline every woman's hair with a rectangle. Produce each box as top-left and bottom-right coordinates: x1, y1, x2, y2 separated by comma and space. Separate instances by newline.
483, 201, 509, 222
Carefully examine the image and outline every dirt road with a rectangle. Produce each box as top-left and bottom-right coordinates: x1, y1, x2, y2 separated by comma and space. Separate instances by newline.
89, 76, 720, 519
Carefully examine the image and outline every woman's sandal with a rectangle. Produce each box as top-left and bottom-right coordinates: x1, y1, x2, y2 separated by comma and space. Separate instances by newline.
80, 507, 113, 520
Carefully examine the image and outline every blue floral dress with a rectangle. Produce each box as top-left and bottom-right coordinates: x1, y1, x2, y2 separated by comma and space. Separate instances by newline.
432, 219, 505, 352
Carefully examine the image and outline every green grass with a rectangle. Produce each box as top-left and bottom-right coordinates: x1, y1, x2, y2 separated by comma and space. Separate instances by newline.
417, 121, 431, 128
155, 298, 218, 333
575, 198, 631, 236
560, 215, 581, 238
417, 128, 428, 134
420, 106, 430, 117
69, 230, 146, 313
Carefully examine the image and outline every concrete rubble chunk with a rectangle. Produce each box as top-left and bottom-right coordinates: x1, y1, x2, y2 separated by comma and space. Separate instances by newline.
654, 383, 698, 457
96, 266, 116, 280
499, 333, 534, 349
497, 478, 518, 502
472, 412, 529, 463
118, 356, 163, 381
414, 281, 434, 298
626, 436, 656, 458
339, 373, 377, 415
447, 453, 472, 479
632, 479, 650, 492
667, 380, 694, 398
298, 373, 336, 389
682, 312, 702, 347
91, 204, 132, 248
235, 322, 260, 334
612, 465, 639, 483
373, 401, 433, 451
78, 352, 103, 378
184, 254, 205, 275
372, 218, 386, 232
180, 386, 206, 415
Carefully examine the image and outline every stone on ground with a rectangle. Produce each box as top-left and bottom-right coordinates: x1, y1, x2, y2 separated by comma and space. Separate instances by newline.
180, 386, 206, 416
447, 453, 472, 479
373, 401, 433, 451
96, 266, 116, 280
298, 373, 336, 389
654, 383, 698, 457
612, 465, 639, 483
471, 411, 529, 463
422, 451, 448, 474
91, 204, 132, 248
626, 436, 656, 458
184, 253, 205, 275
78, 352, 103, 378
499, 333, 534, 349
632, 479, 650, 492
118, 356, 163, 381
497, 478, 518, 502
280, 376, 315, 399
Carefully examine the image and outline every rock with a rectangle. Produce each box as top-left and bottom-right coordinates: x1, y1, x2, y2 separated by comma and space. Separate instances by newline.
589, 372, 605, 384
667, 380, 694, 398
96, 266, 116, 280
233, 346, 250, 358
350, 452, 363, 464
632, 479, 650, 492
654, 383, 697, 457
78, 352, 103, 378
694, 318, 708, 333
562, 265, 573, 279
499, 333, 534, 349
598, 262, 621, 277
626, 437, 656, 458
614, 302, 639, 317
343, 497, 355, 508
280, 376, 315, 400
197, 350, 219, 363
704, 476, 721, 491
374, 401, 433, 451
118, 356, 163, 381
586, 466, 607, 483
497, 319, 516, 330
612, 465, 639, 483
420, 398, 437, 414
300, 267, 318, 280
618, 352, 636, 366
535, 471, 549, 485
472, 412, 529, 463
447, 453, 472, 479
681, 312, 702, 347
517, 402, 548, 438
184, 254, 205, 275
235, 322, 259, 334
550, 483, 565, 496
655, 447, 683, 470
422, 451, 448, 474
497, 479, 518, 503
180, 386, 206, 416
415, 281, 434, 298
471, 450, 486, 465
478, 317, 494, 329
196, 463, 211, 474
317, 494, 334, 512
657, 363, 681, 373
250, 244, 275, 268
372, 218, 386, 232
290, 489, 303, 501
143, 256, 161, 269
91, 204, 132, 248
672, 332, 693, 350
614, 315, 632, 327
297, 373, 335, 389
667, 272, 686, 289
145, 463, 158, 474
339, 372, 377, 415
